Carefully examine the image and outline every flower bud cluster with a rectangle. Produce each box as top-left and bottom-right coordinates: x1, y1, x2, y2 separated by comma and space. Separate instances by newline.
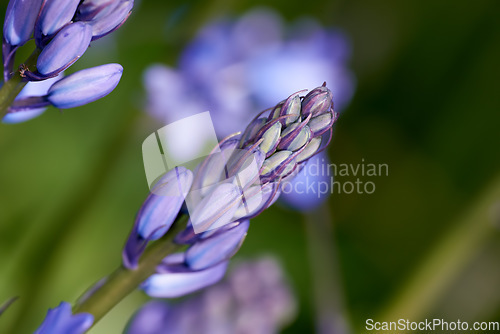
122, 84, 337, 298
2, 0, 132, 122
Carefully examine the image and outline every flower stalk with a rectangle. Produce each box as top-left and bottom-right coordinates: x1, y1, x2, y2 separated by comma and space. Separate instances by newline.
0, 48, 40, 118
73, 214, 187, 325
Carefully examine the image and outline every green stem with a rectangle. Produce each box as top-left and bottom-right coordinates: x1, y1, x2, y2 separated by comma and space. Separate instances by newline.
0, 48, 40, 118
73, 215, 187, 325
379, 174, 500, 321
305, 206, 351, 334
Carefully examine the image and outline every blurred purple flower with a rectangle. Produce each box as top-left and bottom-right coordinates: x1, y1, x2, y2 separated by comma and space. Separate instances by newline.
143, 8, 355, 210
35, 302, 93, 334
127, 257, 296, 334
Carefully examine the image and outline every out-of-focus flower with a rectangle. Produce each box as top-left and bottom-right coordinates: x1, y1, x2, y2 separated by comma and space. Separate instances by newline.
123, 84, 337, 297
127, 257, 297, 334
34, 302, 93, 334
1, 0, 134, 122
143, 8, 355, 210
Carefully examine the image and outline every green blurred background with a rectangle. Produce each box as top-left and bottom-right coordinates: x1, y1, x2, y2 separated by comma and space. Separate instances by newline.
1, 0, 500, 333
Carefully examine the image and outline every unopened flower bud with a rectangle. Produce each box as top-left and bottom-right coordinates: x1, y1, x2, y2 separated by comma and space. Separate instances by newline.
278, 123, 311, 151
258, 121, 281, 156
76, 0, 134, 40
309, 111, 335, 137
301, 85, 333, 117
37, 0, 81, 37
295, 137, 321, 163
47, 63, 123, 108
186, 220, 249, 270
141, 261, 228, 298
36, 22, 92, 76
3, 0, 43, 46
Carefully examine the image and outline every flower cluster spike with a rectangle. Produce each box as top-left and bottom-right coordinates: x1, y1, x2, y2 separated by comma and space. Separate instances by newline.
2, 0, 133, 123
122, 84, 338, 298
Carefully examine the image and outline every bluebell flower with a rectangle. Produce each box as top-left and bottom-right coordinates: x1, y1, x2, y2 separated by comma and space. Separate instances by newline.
127, 257, 296, 334
35, 302, 93, 334
124, 84, 337, 299
143, 8, 355, 210
1, 0, 133, 121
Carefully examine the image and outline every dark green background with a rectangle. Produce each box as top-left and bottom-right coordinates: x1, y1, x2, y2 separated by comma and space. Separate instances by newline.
1, 0, 499, 333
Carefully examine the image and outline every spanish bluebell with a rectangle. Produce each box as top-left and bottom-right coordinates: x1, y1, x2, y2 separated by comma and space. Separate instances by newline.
143, 8, 355, 210
124, 84, 336, 300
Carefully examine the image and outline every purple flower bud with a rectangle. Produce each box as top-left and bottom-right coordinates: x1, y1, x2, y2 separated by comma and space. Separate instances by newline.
76, 0, 134, 40
260, 150, 293, 178
3, 0, 43, 46
141, 261, 228, 298
47, 63, 123, 109
278, 123, 311, 151
189, 183, 242, 233
258, 121, 281, 156
233, 183, 278, 220
239, 117, 266, 147
34, 302, 93, 334
301, 85, 333, 117
36, 22, 92, 76
295, 137, 321, 163
186, 220, 249, 270
267, 101, 284, 121
123, 167, 193, 269
309, 111, 335, 137
137, 167, 193, 240
191, 139, 238, 196
37, 0, 81, 37
278, 92, 302, 125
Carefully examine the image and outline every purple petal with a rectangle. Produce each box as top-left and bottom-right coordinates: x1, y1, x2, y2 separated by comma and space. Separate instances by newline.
137, 167, 193, 240
186, 220, 249, 270
189, 182, 242, 233
3, 0, 43, 46
37, 0, 81, 36
123, 167, 193, 269
36, 22, 92, 76
34, 302, 93, 334
47, 63, 123, 108
78, 0, 134, 40
141, 261, 228, 298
